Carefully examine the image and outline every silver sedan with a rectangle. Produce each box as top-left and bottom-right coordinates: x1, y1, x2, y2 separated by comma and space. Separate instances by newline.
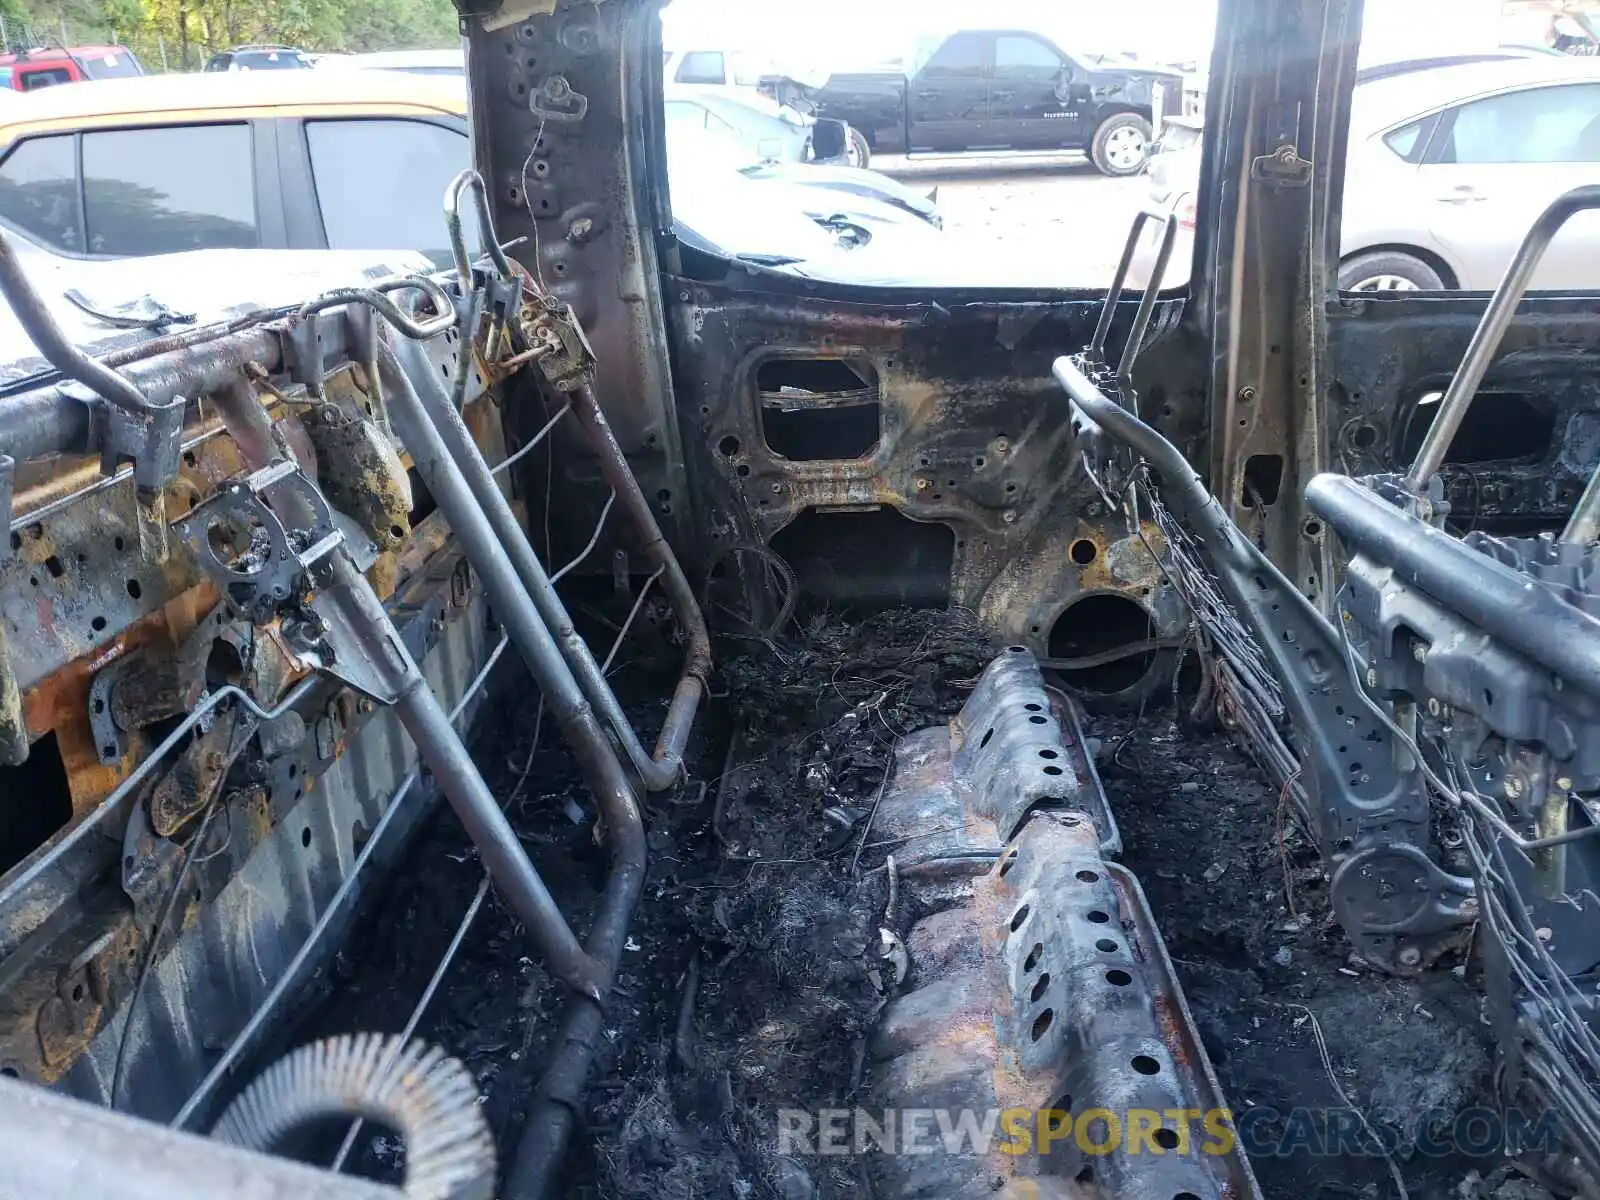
1148, 55, 1600, 291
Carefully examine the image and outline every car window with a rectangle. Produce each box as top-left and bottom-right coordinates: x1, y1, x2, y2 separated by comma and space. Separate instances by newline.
83, 125, 257, 254
233, 50, 308, 70
922, 33, 988, 79
80, 51, 141, 80
993, 36, 1061, 82
1435, 83, 1600, 164
1383, 116, 1433, 163
305, 118, 467, 269
731, 53, 767, 88
665, 100, 707, 128
0, 135, 81, 252
20, 68, 73, 90
676, 51, 725, 85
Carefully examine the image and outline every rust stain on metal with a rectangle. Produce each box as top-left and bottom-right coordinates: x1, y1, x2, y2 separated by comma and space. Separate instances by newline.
23, 583, 217, 813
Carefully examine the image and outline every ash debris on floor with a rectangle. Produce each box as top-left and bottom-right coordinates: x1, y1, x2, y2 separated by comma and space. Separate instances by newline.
594, 607, 996, 1199
292, 607, 1548, 1200
1098, 711, 1528, 1200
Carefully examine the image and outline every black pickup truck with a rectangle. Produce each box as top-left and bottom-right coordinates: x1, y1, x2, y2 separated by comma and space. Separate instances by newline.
807, 30, 1183, 176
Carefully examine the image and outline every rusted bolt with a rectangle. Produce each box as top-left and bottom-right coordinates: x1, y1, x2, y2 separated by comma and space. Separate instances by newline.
1411, 642, 1428, 664
1504, 775, 1526, 802
1426, 697, 1442, 717
1396, 945, 1422, 968
357, 697, 375, 715
568, 216, 594, 241
993, 438, 1011, 456
1002, 510, 1018, 525
915, 478, 930, 491
1238, 386, 1257, 404
1557, 777, 1574, 792
1365, 668, 1378, 689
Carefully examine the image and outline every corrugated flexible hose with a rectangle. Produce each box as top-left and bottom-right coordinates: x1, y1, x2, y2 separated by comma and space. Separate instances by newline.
211, 1033, 495, 1200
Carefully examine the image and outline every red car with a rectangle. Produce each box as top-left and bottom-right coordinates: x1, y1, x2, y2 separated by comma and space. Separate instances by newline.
0, 45, 144, 92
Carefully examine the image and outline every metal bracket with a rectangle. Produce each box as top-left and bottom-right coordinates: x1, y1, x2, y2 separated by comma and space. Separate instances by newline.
530, 74, 589, 123
172, 461, 344, 624
78, 383, 186, 492
88, 667, 124, 767
529, 296, 598, 391
1250, 100, 1311, 187
484, 273, 523, 323
283, 313, 331, 393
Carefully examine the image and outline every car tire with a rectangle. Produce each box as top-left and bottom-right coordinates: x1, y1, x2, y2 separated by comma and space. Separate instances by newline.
1338, 250, 1446, 292
1090, 113, 1153, 177
846, 127, 871, 169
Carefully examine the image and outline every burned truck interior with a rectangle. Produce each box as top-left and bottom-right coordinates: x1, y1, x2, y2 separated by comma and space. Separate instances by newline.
4, 0, 1600, 1198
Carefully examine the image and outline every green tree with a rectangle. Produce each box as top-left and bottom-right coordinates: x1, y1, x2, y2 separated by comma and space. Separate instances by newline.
15, 0, 458, 67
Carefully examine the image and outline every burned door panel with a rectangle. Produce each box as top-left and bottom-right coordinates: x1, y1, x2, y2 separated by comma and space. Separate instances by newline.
1328, 296, 1600, 535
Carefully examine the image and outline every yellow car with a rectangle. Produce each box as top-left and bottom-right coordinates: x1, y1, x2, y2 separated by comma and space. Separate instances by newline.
0, 69, 470, 266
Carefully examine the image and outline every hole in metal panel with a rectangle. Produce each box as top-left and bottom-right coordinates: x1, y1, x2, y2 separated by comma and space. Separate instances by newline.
1243, 453, 1285, 506
771, 508, 954, 608
1399, 388, 1553, 465
1047, 593, 1159, 695
757, 359, 880, 461
0, 732, 73, 875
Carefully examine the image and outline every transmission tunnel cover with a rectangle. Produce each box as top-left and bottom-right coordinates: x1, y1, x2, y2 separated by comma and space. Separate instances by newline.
860, 651, 1259, 1199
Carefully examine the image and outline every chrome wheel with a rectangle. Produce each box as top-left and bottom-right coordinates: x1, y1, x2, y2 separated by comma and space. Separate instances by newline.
845, 128, 871, 169
1105, 125, 1148, 171
1348, 273, 1422, 292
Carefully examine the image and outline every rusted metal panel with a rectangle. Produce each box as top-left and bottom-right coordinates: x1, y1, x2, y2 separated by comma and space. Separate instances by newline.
859, 650, 1257, 1198
872, 650, 1119, 864
664, 284, 1194, 667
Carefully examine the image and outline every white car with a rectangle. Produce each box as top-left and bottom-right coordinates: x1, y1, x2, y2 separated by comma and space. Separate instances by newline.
665, 87, 856, 166
663, 48, 830, 96
0, 235, 431, 382
326, 48, 465, 77
1148, 55, 1600, 291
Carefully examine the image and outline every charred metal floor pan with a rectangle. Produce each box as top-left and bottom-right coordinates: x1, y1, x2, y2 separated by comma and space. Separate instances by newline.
862, 650, 1260, 1199
872, 646, 1120, 867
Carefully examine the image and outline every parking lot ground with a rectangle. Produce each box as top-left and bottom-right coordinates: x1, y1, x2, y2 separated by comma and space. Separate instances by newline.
874, 151, 1189, 288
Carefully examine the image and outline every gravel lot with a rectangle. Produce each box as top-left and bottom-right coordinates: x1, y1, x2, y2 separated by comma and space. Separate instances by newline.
875, 151, 1186, 288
